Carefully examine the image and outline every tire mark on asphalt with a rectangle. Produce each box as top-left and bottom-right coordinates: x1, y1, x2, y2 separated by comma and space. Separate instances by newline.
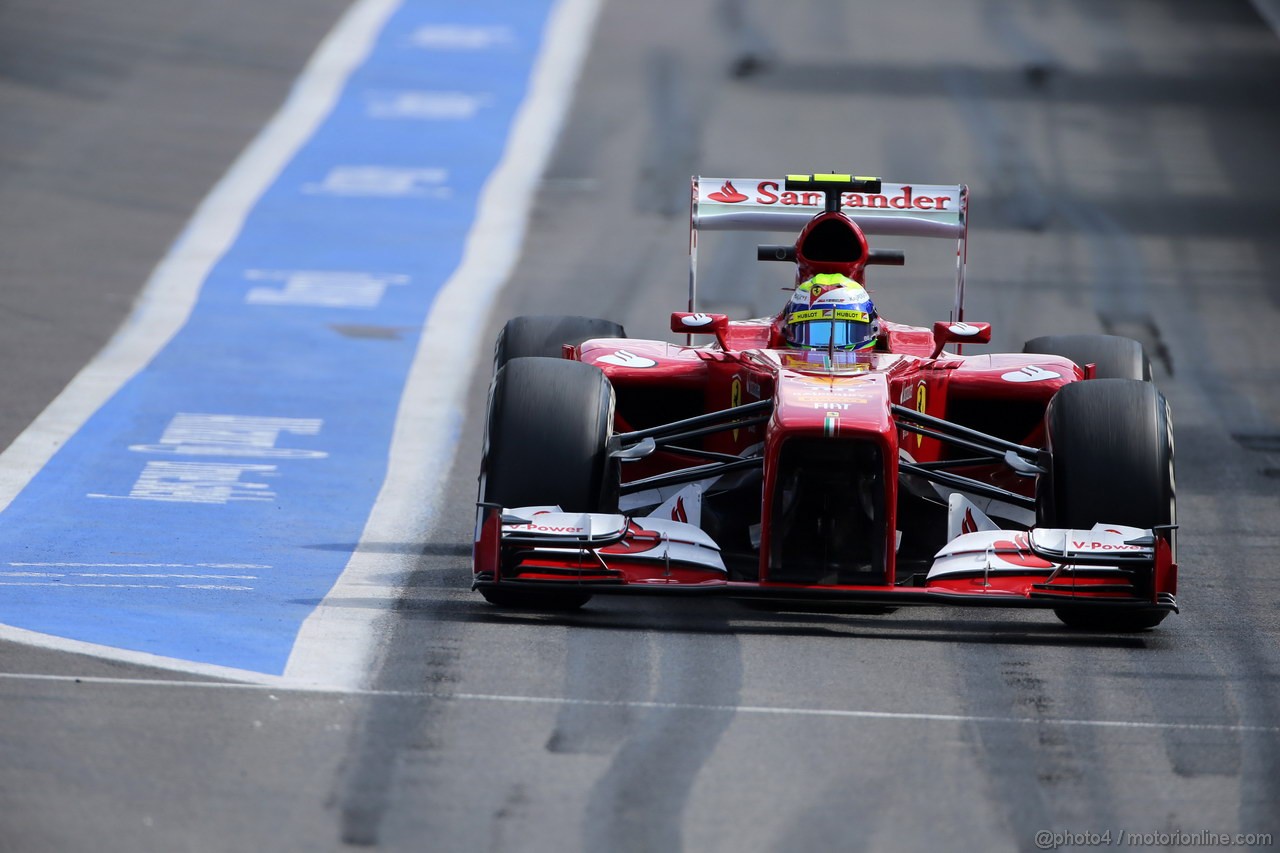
948, 631, 1126, 843
768, 769, 892, 853
545, 621, 652, 755
945, 67, 1052, 234
1214, 585, 1280, 834
968, 0, 1277, 825
699, 231, 776, 320
1144, 420, 1279, 821
941, 8, 1141, 837
949, 2, 1179, 372
580, 605, 743, 853
636, 49, 701, 218
331, 552, 468, 847
982, 0, 1057, 86
1046, 2, 1176, 374
1061, 1, 1280, 433
941, 13, 1055, 354
718, 0, 774, 77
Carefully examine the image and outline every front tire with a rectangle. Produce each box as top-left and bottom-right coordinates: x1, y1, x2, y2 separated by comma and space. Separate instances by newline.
483, 357, 614, 513
479, 357, 614, 609
1040, 379, 1176, 631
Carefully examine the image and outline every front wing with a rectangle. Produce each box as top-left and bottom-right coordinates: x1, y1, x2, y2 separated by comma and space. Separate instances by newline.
473, 506, 1179, 615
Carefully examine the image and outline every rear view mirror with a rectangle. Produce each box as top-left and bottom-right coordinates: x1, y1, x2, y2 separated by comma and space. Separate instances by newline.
671, 311, 730, 348
931, 321, 991, 357
670, 312, 729, 335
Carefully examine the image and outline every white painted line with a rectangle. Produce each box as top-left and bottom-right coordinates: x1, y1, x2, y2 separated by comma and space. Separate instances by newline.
0, 0, 400, 676
449, 693, 1280, 734
0, 573, 257, 579
0, 626, 289, 686
9, 562, 268, 569
0, 583, 252, 590
1, 672, 1275, 735
283, 0, 605, 688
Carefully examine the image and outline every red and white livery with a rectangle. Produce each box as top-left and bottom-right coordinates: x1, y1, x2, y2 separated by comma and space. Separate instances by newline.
475, 174, 1177, 630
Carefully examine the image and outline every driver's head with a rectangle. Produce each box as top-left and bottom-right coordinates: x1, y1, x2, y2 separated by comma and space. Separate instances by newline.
782, 274, 879, 351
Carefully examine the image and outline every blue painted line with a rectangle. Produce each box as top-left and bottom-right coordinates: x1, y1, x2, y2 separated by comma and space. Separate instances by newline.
0, 0, 557, 674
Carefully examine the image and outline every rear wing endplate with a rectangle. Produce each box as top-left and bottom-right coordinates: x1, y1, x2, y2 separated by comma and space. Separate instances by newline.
689, 176, 970, 322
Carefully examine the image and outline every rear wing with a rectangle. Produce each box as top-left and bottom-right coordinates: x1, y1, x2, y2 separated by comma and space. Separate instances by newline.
689, 175, 970, 322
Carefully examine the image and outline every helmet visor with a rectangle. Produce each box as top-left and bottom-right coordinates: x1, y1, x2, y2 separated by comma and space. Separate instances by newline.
787, 308, 874, 350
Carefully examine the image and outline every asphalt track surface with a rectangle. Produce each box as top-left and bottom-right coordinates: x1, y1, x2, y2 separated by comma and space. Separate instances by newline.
1, 1, 1279, 851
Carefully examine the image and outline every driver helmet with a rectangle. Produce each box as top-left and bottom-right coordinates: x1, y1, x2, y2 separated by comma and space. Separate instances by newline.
782, 273, 879, 351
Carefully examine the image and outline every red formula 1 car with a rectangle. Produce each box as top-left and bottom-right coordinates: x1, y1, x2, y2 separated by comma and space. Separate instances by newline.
474, 174, 1177, 630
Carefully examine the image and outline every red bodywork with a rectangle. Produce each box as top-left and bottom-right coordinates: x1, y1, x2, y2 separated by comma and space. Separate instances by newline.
476, 329, 1175, 612
474, 182, 1177, 617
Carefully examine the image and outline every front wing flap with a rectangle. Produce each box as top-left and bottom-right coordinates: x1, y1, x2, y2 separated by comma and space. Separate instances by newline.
473, 506, 1177, 613
474, 506, 728, 588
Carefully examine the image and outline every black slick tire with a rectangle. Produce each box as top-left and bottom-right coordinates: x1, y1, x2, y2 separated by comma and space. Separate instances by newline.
494, 315, 626, 371
1039, 379, 1176, 630
479, 356, 614, 610
1023, 333, 1151, 381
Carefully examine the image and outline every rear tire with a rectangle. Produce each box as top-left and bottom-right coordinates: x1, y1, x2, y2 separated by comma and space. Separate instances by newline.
1040, 379, 1176, 631
494, 315, 626, 371
479, 357, 614, 610
1023, 334, 1150, 381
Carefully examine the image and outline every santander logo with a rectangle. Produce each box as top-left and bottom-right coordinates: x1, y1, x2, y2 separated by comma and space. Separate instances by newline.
702, 179, 957, 212
707, 180, 748, 203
